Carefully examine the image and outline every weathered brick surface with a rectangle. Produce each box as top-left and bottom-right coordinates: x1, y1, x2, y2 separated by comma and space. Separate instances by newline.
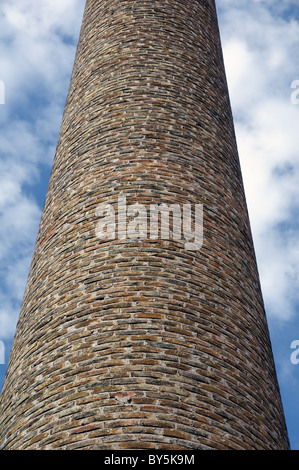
0, 0, 289, 450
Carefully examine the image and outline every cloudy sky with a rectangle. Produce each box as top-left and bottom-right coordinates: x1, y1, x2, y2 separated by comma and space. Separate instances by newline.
0, 0, 298, 449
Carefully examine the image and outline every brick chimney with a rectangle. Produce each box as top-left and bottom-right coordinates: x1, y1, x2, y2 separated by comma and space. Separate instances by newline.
0, 0, 289, 450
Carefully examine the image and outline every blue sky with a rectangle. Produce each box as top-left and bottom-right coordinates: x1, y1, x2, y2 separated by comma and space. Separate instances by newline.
0, 0, 298, 450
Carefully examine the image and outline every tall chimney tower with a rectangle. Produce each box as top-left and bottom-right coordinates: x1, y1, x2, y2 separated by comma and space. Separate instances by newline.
0, 0, 289, 450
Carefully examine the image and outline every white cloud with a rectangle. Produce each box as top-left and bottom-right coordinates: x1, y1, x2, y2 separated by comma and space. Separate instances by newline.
0, 301, 18, 339
0, 0, 85, 339
218, 0, 299, 321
